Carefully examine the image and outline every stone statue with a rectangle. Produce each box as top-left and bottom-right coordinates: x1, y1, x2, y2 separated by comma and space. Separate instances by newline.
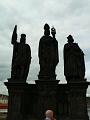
38, 24, 59, 80
11, 25, 31, 82
63, 35, 85, 82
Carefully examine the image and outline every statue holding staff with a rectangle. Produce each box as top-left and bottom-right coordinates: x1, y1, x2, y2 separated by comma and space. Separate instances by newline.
38, 24, 59, 80
11, 25, 31, 82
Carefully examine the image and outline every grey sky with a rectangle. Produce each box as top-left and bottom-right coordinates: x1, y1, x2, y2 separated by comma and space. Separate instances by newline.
0, 0, 90, 95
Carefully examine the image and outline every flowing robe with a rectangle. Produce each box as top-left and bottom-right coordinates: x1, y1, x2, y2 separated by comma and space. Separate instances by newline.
64, 42, 85, 79
38, 35, 59, 79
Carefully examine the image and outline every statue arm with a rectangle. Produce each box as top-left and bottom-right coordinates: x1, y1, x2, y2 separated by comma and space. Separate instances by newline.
29, 47, 31, 64
63, 44, 68, 66
72, 43, 84, 56
63, 47, 66, 64
27, 45, 31, 64
56, 42, 59, 65
38, 39, 42, 61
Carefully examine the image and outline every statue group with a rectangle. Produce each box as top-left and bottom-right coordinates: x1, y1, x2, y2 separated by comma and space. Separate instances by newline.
10, 24, 85, 82
6, 24, 89, 120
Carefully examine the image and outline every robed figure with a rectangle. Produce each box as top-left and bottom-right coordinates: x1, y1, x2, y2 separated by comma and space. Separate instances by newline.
63, 35, 85, 82
38, 24, 59, 80
11, 25, 31, 82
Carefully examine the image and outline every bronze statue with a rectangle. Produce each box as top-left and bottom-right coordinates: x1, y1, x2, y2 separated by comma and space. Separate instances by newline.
11, 25, 31, 82
38, 24, 59, 80
63, 35, 85, 82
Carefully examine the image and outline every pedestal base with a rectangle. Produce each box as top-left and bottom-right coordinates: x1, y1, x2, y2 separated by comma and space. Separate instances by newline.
68, 81, 90, 120
4, 82, 28, 120
35, 79, 60, 119
4, 79, 90, 120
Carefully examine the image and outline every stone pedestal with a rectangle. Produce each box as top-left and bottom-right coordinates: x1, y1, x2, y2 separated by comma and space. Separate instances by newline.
4, 81, 27, 120
35, 80, 60, 120
68, 81, 89, 120
4, 79, 89, 120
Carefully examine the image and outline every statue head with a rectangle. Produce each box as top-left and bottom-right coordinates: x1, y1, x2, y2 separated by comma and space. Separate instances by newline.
44, 23, 50, 36
20, 34, 26, 44
67, 35, 74, 43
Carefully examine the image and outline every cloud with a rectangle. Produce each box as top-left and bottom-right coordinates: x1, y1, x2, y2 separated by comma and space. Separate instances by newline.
0, 81, 8, 95
0, 0, 90, 94
0, 64, 10, 81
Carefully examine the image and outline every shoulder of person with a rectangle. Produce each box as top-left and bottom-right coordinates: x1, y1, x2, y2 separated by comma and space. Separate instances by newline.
54, 118, 56, 120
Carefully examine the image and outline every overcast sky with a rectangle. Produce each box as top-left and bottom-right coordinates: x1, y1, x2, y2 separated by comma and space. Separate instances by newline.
0, 0, 90, 95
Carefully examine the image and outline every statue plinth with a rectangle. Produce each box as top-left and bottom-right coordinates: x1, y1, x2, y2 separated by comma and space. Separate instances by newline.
67, 78, 87, 83
8, 78, 27, 83
35, 79, 60, 84
67, 80, 90, 120
38, 74, 56, 80
35, 79, 60, 120
5, 78, 90, 120
4, 81, 28, 120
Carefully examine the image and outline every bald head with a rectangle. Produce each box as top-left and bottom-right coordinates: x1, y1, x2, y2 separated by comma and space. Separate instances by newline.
45, 110, 54, 119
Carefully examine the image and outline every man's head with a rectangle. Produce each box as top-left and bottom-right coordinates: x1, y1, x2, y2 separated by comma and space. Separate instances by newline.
20, 34, 26, 44
45, 110, 54, 119
67, 35, 74, 43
